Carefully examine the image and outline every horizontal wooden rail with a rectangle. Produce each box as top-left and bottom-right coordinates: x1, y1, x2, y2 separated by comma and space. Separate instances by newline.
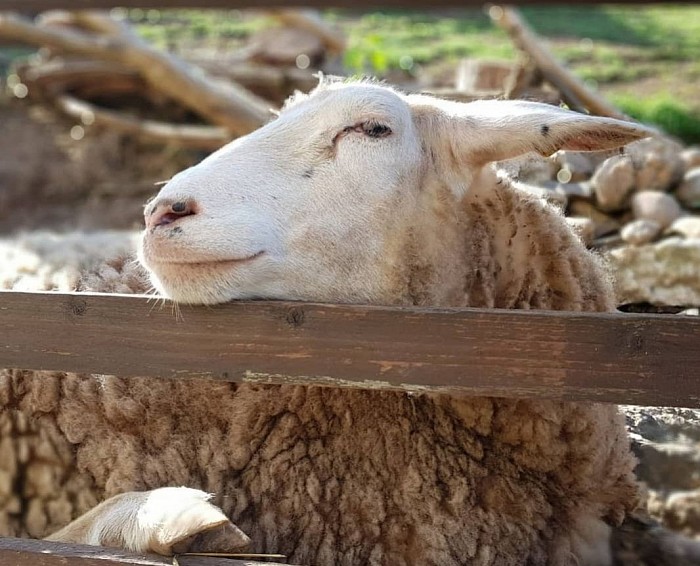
1, 0, 696, 10
1, 290, 700, 406
0, 537, 288, 566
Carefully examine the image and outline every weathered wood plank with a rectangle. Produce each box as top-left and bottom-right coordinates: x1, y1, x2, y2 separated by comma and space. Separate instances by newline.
0, 0, 695, 10
1, 290, 699, 407
0, 537, 288, 566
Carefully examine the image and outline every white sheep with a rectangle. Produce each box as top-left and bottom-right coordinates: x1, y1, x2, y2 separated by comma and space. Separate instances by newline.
2, 80, 656, 565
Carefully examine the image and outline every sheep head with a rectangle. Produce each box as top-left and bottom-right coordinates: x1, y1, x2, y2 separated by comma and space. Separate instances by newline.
139, 80, 652, 305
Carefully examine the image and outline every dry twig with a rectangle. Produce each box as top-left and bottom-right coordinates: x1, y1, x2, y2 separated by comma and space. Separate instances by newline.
490, 5, 628, 119
56, 94, 231, 149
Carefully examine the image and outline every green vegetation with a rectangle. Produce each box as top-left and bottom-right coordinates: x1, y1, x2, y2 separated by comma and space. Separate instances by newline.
2, 7, 696, 142
126, 8, 270, 51
341, 6, 700, 143
126, 6, 700, 142
329, 10, 513, 73
613, 94, 700, 143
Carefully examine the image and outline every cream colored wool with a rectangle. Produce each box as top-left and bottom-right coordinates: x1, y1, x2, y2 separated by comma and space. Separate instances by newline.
0, 81, 654, 565
0, 191, 637, 565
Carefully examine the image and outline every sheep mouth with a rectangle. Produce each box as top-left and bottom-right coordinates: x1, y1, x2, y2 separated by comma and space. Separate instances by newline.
150, 251, 265, 267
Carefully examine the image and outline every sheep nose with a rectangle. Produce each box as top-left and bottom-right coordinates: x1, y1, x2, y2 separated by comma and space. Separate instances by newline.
146, 199, 196, 230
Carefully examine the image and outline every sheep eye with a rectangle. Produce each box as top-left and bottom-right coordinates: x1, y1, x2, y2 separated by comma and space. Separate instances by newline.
362, 122, 392, 138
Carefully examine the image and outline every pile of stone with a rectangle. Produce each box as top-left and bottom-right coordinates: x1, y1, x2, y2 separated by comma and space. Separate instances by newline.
625, 405, 700, 544
508, 139, 700, 542
510, 136, 700, 309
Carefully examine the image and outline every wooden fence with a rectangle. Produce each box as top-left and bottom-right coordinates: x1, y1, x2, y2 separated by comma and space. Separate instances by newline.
2, 290, 700, 407
2, 0, 700, 564
2, 293, 699, 565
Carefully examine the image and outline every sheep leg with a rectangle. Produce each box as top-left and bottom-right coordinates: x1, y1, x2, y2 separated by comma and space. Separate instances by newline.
45, 487, 251, 556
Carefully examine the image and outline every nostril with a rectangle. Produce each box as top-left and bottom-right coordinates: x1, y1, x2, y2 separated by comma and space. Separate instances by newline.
148, 199, 197, 229
156, 212, 188, 227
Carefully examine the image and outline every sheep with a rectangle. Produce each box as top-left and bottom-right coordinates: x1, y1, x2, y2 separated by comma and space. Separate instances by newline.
1, 80, 656, 565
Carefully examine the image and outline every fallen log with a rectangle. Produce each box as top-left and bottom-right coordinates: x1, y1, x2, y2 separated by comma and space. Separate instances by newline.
55, 93, 231, 149
192, 58, 318, 101
15, 58, 144, 97
0, 11, 273, 135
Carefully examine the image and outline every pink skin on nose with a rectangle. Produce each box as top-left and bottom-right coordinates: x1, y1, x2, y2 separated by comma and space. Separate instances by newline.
145, 200, 196, 230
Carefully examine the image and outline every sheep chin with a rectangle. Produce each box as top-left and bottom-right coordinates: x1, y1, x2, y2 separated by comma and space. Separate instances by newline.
144, 260, 263, 305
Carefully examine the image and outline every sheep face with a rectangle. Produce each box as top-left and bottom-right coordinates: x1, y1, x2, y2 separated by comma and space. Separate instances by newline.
139, 81, 652, 305
140, 83, 425, 305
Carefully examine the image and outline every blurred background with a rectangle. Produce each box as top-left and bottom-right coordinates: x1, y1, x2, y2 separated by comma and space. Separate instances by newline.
1, 6, 700, 546
0, 6, 699, 233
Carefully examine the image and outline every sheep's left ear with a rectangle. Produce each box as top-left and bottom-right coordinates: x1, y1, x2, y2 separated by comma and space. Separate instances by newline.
409, 95, 654, 193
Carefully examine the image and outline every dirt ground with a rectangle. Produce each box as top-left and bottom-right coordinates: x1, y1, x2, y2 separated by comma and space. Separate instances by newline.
0, 98, 200, 234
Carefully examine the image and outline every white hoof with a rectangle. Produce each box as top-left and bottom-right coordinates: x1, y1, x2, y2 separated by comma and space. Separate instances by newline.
47, 487, 250, 556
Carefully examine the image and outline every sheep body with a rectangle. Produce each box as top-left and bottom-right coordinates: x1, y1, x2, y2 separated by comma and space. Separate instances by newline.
2, 180, 637, 565
1, 82, 652, 565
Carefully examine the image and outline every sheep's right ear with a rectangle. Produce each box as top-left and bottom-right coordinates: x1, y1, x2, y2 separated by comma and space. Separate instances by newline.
409, 94, 654, 196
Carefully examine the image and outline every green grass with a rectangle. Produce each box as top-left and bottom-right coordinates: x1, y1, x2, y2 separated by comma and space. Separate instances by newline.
125, 6, 700, 142
329, 10, 514, 73
340, 6, 700, 143
126, 8, 271, 52
613, 94, 700, 142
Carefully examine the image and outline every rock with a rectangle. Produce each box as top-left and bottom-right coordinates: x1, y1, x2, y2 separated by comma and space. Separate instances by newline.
621, 219, 662, 246
668, 216, 700, 239
676, 168, 700, 209
624, 405, 700, 491
591, 155, 635, 211
606, 238, 700, 306
566, 217, 595, 246
654, 490, 700, 539
552, 150, 604, 182
623, 405, 700, 543
626, 403, 700, 544
591, 233, 624, 250
631, 191, 682, 228
681, 147, 700, 171
635, 443, 700, 492
627, 137, 685, 192
569, 200, 620, 237
617, 209, 635, 225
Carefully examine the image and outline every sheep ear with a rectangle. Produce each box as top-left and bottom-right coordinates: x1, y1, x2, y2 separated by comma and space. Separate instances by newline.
409, 95, 654, 190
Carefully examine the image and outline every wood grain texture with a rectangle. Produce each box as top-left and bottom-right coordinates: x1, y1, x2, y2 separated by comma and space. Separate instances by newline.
0, 537, 288, 566
1, 290, 699, 407
1, 0, 694, 10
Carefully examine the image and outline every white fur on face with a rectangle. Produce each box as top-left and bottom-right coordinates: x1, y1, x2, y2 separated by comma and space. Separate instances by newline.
139, 80, 652, 305
140, 82, 424, 305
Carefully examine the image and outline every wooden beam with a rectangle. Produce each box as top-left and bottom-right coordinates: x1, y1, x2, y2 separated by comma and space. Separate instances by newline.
0, 537, 287, 566
1, 291, 700, 407
0, 12, 271, 136
0, 0, 696, 10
